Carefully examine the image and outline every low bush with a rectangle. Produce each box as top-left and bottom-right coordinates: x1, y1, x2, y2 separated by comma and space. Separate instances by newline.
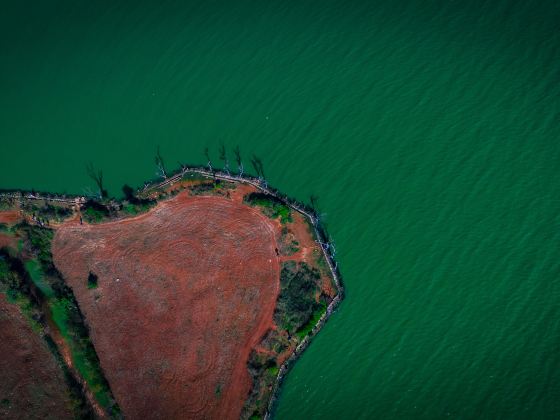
243, 192, 292, 224
274, 262, 321, 334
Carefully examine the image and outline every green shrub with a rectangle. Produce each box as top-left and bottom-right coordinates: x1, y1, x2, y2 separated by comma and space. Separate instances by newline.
274, 262, 321, 334
243, 192, 292, 223
87, 272, 98, 289
82, 200, 110, 223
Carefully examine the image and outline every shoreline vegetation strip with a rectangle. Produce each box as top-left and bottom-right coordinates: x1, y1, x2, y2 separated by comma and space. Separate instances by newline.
0, 165, 344, 419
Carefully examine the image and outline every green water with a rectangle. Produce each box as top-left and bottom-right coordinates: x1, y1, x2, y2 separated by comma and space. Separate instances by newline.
1, 1, 559, 418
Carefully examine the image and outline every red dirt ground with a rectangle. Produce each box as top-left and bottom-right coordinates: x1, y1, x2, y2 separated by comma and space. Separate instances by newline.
0, 233, 16, 249
0, 211, 21, 225
0, 295, 72, 420
52, 191, 280, 419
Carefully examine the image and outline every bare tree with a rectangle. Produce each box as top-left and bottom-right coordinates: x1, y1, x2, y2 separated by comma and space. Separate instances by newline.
155, 146, 167, 179
250, 155, 265, 180
177, 161, 187, 172
204, 147, 213, 173
219, 144, 229, 175
310, 195, 319, 213
86, 162, 107, 198
233, 146, 243, 177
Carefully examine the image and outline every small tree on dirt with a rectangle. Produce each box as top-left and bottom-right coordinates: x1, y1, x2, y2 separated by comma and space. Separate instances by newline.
155, 146, 167, 179
86, 162, 107, 199
87, 271, 98, 289
233, 145, 243, 177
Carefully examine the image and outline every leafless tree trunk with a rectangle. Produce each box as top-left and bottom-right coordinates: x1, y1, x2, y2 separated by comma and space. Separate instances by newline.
155, 146, 167, 179
204, 147, 213, 173
250, 155, 265, 180
234, 145, 243, 177
219, 144, 230, 175
86, 162, 107, 198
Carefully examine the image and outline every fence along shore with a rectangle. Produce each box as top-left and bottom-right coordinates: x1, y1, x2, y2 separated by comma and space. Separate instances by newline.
1, 165, 344, 418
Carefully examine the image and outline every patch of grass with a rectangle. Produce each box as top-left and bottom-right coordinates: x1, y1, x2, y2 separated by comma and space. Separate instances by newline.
50, 298, 71, 339
25, 259, 55, 298
50, 296, 115, 410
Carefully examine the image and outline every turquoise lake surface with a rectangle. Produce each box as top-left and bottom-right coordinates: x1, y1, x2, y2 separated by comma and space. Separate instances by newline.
1, 1, 559, 418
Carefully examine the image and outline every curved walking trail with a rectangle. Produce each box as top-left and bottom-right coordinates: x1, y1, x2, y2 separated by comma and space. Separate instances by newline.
148, 167, 345, 419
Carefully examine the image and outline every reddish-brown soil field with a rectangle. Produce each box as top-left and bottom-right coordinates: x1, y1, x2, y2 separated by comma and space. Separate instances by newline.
52, 191, 280, 419
0, 211, 21, 225
0, 233, 16, 249
0, 295, 72, 420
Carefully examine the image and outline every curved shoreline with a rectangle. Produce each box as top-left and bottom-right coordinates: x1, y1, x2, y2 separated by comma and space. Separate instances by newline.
0, 166, 345, 419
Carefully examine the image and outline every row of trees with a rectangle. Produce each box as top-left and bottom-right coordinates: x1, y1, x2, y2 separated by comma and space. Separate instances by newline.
85, 145, 266, 199
85, 147, 329, 238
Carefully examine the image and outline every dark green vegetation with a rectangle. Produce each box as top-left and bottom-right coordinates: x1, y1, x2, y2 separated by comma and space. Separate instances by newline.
121, 184, 156, 216
0, 248, 92, 417
243, 192, 292, 224
274, 261, 324, 335
82, 200, 111, 224
243, 349, 280, 419
87, 272, 98, 289
188, 179, 236, 196
28, 203, 72, 224
243, 261, 330, 420
81, 185, 157, 223
0, 222, 120, 417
